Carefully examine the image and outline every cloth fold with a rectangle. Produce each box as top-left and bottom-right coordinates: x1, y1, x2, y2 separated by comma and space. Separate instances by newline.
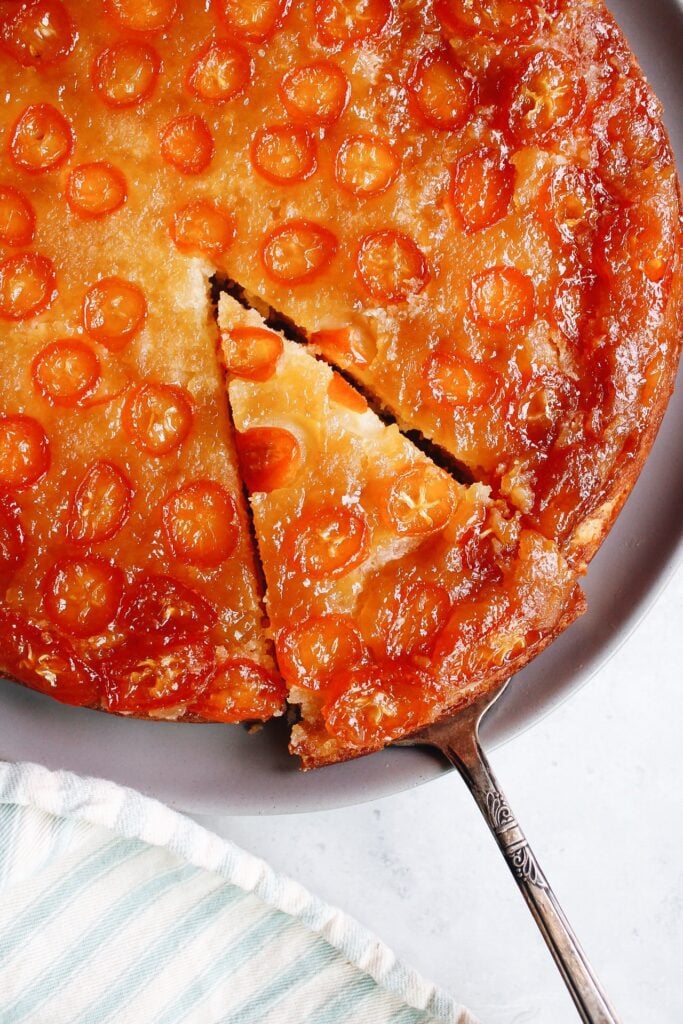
0, 761, 477, 1024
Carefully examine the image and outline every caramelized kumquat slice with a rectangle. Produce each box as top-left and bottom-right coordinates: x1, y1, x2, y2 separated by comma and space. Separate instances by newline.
408, 50, 473, 132
594, 203, 671, 290
32, 340, 101, 407
68, 460, 133, 544
236, 427, 302, 492
551, 271, 589, 344
0, 610, 98, 705
1, 0, 76, 66
625, 208, 672, 285
171, 200, 235, 257
250, 124, 317, 185
322, 664, 436, 747
215, 0, 289, 40
162, 480, 239, 567
280, 61, 350, 126
103, 638, 215, 712
287, 505, 368, 579
310, 325, 376, 367
450, 147, 515, 233
0, 186, 36, 246
83, 277, 147, 350
434, 0, 538, 40
360, 581, 451, 658
327, 373, 368, 413
43, 556, 124, 638
431, 593, 508, 668
424, 351, 497, 406
223, 327, 283, 381
356, 230, 429, 303
120, 574, 217, 642
507, 50, 585, 146
186, 38, 252, 102
0, 253, 56, 320
0, 496, 27, 573
160, 115, 214, 175
315, 0, 391, 47
606, 82, 666, 170
469, 266, 534, 328
9, 103, 74, 172
92, 42, 160, 108
383, 465, 455, 536
516, 372, 577, 448
104, 0, 178, 32
334, 134, 398, 197
66, 162, 127, 219
262, 220, 337, 284
122, 381, 194, 455
531, 450, 597, 542
188, 659, 285, 721
277, 614, 365, 687
538, 165, 600, 251
0, 415, 50, 490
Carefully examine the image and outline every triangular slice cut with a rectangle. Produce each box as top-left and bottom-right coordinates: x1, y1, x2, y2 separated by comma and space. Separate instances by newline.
219, 296, 585, 768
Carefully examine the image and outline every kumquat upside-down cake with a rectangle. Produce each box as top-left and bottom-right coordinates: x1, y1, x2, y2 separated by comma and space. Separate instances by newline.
0, 0, 680, 766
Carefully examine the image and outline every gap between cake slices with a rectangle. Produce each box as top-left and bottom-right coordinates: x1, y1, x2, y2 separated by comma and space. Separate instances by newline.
216, 292, 586, 769
214, 274, 477, 489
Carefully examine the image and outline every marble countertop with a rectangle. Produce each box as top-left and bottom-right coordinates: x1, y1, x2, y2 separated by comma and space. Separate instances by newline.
196, 560, 683, 1024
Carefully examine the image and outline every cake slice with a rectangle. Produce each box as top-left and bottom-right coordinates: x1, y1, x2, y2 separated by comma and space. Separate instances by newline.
219, 296, 584, 768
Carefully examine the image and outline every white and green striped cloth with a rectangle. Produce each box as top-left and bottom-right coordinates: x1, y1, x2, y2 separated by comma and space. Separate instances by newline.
0, 761, 477, 1024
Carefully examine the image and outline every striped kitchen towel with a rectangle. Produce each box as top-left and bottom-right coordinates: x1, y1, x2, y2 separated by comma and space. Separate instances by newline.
0, 761, 478, 1024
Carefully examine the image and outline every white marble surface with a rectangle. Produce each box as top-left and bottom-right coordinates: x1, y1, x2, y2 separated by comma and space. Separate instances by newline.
195, 560, 683, 1024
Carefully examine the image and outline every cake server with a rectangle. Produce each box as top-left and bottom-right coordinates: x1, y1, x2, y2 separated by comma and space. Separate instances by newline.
398, 677, 621, 1024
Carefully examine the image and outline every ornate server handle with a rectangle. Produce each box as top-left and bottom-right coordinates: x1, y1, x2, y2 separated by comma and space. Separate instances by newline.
410, 694, 621, 1024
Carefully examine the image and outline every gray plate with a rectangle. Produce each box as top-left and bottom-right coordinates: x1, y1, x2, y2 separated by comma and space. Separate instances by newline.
1, 0, 682, 815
